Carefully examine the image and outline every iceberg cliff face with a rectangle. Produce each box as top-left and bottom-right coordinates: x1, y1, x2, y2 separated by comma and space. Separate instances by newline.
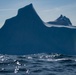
0, 4, 76, 55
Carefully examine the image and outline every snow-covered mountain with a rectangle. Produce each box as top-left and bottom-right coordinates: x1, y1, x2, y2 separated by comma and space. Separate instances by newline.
0, 4, 76, 55
47, 15, 72, 26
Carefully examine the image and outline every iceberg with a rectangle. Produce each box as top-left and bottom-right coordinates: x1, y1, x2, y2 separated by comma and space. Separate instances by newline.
0, 4, 76, 55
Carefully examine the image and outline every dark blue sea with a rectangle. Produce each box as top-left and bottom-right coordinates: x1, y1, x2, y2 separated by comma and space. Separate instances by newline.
0, 53, 76, 75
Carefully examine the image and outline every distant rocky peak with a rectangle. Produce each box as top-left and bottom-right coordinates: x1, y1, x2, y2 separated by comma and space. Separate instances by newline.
56, 15, 72, 25
47, 15, 72, 26
56, 14, 64, 21
56, 15, 68, 21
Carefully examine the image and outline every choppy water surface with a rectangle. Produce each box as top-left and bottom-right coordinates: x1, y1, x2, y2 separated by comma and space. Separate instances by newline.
0, 53, 76, 75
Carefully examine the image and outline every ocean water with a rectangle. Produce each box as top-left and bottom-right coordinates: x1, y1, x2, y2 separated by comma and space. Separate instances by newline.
0, 53, 76, 75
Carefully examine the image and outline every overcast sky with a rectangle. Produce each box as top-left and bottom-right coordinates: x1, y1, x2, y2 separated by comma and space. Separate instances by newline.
0, 0, 76, 27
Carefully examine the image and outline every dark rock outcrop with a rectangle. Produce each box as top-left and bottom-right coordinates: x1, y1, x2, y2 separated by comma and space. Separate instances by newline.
47, 15, 72, 26
0, 4, 76, 55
